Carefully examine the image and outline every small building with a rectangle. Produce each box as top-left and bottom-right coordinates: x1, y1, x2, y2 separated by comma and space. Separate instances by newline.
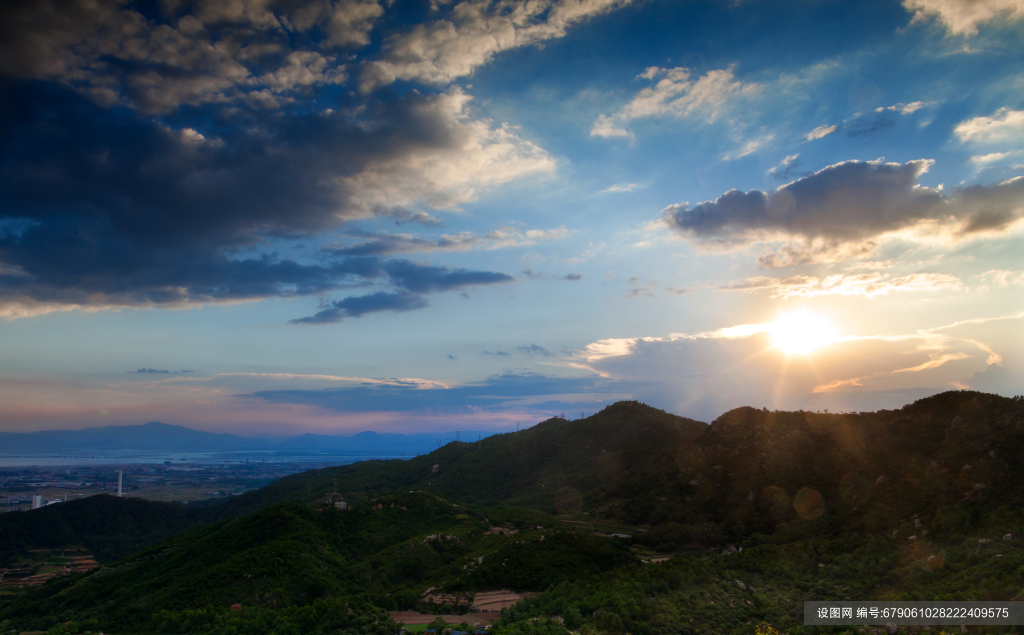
335, 500, 347, 510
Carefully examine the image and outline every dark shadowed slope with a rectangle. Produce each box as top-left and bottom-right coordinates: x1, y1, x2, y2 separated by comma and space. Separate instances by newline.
1, 493, 634, 633
0, 495, 209, 565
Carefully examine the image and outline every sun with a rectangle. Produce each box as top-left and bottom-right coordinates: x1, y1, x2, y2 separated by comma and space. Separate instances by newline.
769, 311, 841, 356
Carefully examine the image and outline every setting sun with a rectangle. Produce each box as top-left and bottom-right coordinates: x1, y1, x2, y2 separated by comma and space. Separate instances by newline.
769, 311, 841, 356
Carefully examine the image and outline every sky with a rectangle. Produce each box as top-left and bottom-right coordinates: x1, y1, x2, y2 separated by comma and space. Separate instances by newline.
0, 0, 1022, 435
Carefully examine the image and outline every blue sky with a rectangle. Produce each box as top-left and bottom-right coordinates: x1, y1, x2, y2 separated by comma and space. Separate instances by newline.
0, 0, 1022, 434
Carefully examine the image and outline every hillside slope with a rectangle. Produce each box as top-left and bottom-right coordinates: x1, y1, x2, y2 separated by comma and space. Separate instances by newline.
219, 391, 1024, 546
5, 392, 1023, 563
0, 495, 210, 565
218, 401, 707, 514
1, 493, 634, 633
3, 392, 1024, 635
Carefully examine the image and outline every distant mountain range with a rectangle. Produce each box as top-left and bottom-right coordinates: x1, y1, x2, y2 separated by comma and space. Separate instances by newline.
0, 421, 498, 455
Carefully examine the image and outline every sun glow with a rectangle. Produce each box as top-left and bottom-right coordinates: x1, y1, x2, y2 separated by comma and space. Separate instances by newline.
769, 311, 841, 356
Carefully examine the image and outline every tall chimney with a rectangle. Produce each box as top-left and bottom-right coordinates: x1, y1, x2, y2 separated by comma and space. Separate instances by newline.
117, 470, 122, 497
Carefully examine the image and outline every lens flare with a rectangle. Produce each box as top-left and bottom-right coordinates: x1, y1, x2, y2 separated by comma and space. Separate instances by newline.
792, 487, 825, 519
769, 311, 840, 356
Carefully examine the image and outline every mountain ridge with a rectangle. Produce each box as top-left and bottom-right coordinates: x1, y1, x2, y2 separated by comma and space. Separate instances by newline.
0, 423, 501, 454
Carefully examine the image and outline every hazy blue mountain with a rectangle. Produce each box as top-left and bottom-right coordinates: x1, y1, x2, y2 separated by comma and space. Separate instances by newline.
0, 422, 496, 454
274, 430, 497, 454
0, 422, 269, 451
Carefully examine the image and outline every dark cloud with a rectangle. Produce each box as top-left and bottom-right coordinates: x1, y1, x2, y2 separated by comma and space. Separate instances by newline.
768, 156, 804, 181
964, 364, 1024, 398
662, 159, 1024, 250
383, 260, 512, 293
129, 368, 193, 374
518, 344, 553, 356
287, 258, 513, 323
377, 208, 445, 227
561, 273, 583, 281
290, 291, 428, 324
522, 268, 546, 280
845, 114, 897, 137
0, 0, 381, 113
446, 354, 457, 360
483, 351, 511, 356
324, 231, 479, 256
0, 80, 521, 319
251, 372, 640, 412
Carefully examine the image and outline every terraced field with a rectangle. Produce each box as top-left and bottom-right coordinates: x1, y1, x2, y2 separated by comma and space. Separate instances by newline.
0, 547, 98, 589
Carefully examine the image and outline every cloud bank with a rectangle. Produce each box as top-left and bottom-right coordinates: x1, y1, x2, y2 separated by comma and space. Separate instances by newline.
660, 159, 1024, 265
591, 67, 756, 138
0, 81, 549, 320
361, 0, 633, 92
903, 0, 1024, 35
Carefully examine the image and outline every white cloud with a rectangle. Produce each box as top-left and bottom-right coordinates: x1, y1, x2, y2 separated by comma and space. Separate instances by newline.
259, 50, 347, 92
590, 114, 632, 139
591, 67, 757, 138
805, 125, 837, 141
360, 0, 633, 91
574, 312, 1022, 420
321, 0, 386, 47
486, 225, 571, 248
955, 108, 1024, 144
974, 269, 1024, 288
875, 100, 934, 114
904, 0, 1024, 35
719, 272, 964, 298
0, 0, 383, 113
723, 134, 774, 160
342, 89, 557, 212
602, 183, 639, 193
970, 152, 1012, 163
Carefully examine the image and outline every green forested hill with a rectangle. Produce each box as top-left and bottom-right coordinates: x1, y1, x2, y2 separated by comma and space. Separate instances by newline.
0, 495, 210, 565
212, 400, 708, 514
1, 493, 633, 633
8, 391, 1021, 565
0, 401, 703, 565
222, 391, 1024, 548
3, 391, 1024, 635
